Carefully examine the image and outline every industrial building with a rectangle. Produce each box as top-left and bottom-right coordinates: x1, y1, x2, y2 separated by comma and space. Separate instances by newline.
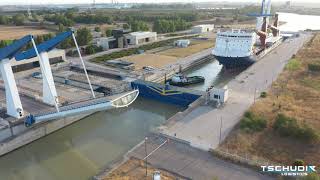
192, 24, 215, 34
125, 32, 157, 45
112, 29, 132, 48
96, 30, 157, 49
97, 37, 117, 50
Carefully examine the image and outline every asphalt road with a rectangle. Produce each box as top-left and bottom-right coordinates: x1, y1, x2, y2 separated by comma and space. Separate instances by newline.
160, 33, 312, 150
128, 134, 274, 180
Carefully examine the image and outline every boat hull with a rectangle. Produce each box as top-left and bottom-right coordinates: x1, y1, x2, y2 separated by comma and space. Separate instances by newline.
168, 76, 205, 87
214, 55, 256, 69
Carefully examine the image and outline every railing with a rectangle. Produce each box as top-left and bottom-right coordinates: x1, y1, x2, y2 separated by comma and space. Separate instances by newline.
111, 90, 139, 108
34, 89, 139, 118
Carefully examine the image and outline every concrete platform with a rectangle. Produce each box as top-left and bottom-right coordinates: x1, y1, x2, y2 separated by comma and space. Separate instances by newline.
159, 33, 312, 150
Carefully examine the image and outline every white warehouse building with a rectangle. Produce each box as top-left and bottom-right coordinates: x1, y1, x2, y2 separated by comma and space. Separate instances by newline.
125, 32, 157, 45
192, 24, 215, 34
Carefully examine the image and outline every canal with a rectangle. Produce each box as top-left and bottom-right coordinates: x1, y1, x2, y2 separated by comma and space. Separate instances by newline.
0, 98, 184, 180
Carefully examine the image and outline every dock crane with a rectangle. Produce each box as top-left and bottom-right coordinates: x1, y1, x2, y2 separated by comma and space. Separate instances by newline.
247, 0, 280, 49
0, 30, 139, 127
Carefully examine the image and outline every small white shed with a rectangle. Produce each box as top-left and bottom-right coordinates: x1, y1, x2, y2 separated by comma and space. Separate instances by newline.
192, 24, 215, 34
174, 39, 190, 48
209, 85, 229, 103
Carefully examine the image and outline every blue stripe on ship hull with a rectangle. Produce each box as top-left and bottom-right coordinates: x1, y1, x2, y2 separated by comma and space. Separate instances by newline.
131, 81, 201, 107
214, 56, 256, 69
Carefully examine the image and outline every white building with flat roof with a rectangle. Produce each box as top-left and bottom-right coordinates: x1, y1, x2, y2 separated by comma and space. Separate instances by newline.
125, 31, 157, 45
192, 24, 215, 34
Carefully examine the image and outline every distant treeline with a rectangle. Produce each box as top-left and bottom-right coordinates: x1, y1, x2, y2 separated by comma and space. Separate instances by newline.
131, 3, 196, 9
0, 14, 27, 26
153, 19, 192, 33
0, 33, 53, 49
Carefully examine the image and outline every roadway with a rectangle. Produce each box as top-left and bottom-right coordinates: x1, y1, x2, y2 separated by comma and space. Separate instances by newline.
160, 33, 312, 150
128, 134, 273, 180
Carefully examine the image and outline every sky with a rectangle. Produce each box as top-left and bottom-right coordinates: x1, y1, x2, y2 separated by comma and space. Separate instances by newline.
0, 0, 316, 6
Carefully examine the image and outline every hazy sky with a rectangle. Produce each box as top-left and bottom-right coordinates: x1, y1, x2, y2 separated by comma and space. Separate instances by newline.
0, 0, 316, 6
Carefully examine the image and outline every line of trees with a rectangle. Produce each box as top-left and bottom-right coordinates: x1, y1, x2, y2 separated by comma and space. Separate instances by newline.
0, 14, 26, 26
153, 19, 192, 33
44, 14, 74, 26
132, 3, 195, 9
128, 20, 149, 32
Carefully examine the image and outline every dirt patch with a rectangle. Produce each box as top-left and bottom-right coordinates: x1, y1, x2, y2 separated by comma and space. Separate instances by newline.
220, 33, 320, 167
104, 157, 188, 180
0, 25, 54, 40
123, 54, 178, 70
158, 41, 213, 58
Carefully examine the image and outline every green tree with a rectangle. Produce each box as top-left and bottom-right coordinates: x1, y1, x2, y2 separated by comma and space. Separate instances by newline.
123, 23, 130, 29
12, 14, 25, 26
43, 33, 53, 41
58, 23, 66, 32
105, 29, 112, 37
0, 40, 7, 48
76, 28, 92, 46
94, 26, 101, 32
35, 35, 44, 44
129, 21, 149, 32
0, 15, 9, 25
85, 45, 96, 54
153, 19, 191, 33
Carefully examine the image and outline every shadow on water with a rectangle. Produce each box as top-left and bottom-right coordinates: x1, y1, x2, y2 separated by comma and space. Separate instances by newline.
0, 98, 184, 180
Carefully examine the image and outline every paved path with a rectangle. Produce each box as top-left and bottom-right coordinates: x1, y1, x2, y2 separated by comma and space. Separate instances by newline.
128, 134, 273, 180
160, 33, 312, 150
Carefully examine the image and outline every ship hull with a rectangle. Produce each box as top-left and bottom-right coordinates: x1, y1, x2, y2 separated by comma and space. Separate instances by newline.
214, 55, 256, 69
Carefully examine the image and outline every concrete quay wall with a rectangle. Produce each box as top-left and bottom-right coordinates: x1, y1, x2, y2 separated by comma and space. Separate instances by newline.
0, 113, 92, 156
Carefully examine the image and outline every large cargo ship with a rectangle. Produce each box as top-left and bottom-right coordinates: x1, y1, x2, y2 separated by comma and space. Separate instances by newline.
212, 30, 257, 69
213, 0, 281, 69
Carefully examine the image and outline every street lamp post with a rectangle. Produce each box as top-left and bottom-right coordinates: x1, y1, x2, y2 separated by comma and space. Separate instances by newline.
145, 137, 148, 178
219, 116, 223, 144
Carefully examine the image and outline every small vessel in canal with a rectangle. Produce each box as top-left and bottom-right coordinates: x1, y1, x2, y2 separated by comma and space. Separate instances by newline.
168, 73, 205, 87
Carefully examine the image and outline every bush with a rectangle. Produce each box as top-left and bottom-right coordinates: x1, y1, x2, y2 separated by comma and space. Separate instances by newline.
293, 159, 304, 166
240, 111, 267, 133
308, 62, 320, 72
105, 29, 112, 37
300, 173, 320, 180
85, 45, 103, 55
260, 92, 267, 98
94, 26, 101, 32
286, 59, 301, 71
273, 114, 319, 141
